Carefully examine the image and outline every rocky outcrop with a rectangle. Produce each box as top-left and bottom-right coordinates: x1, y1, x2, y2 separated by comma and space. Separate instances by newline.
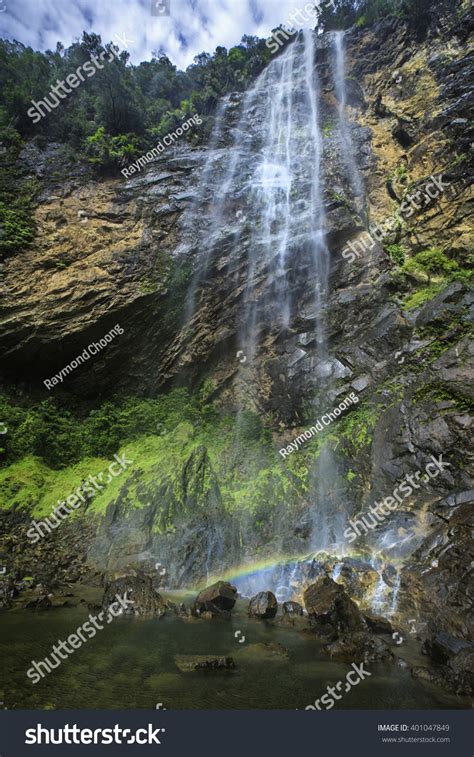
102, 572, 166, 617
248, 591, 278, 619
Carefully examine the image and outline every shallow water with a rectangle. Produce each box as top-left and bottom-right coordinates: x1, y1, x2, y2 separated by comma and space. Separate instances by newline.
0, 595, 468, 710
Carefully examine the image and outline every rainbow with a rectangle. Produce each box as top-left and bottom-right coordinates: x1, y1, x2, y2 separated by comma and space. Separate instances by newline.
198, 546, 408, 591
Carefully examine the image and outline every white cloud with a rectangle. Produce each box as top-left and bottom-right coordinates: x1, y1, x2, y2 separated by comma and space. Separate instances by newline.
0, 0, 319, 69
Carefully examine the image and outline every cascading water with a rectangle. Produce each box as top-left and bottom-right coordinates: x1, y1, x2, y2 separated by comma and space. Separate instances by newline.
182, 30, 331, 367
179, 29, 399, 617
333, 30, 365, 211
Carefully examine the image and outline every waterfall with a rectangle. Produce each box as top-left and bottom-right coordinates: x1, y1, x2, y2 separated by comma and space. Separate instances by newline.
333, 30, 365, 210
181, 31, 332, 365
177, 29, 367, 567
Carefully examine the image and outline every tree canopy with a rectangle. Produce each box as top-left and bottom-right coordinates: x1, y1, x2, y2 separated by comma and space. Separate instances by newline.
0, 32, 272, 169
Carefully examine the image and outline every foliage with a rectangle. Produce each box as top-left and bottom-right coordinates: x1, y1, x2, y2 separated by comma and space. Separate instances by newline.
0, 33, 271, 168
385, 243, 405, 266
0, 389, 200, 469
0, 167, 38, 256
400, 247, 473, 310
402, 248, 461, 283
0, 201, 36, 255
84, 127, 142, 170
402, 282, 445, 310
317, 0, 452, 33
237, 410, 264, 442
404, 248, 459, 277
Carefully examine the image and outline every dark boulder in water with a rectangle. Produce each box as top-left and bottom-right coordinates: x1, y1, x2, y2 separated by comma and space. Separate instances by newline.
248, 591, 278, 619
102, 571, 166, 617
304, 576, 366, 639
282, 600, 304, 616
193, 580, 237, 616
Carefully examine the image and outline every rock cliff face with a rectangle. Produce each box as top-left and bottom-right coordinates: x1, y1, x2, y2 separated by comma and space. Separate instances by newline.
0, 4, 472, 649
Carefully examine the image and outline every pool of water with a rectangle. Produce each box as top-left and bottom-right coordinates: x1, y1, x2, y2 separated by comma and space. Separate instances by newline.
0, 593, 468, 710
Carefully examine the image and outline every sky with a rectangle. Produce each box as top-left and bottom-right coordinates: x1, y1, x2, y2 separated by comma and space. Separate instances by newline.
0, 0, 321, 69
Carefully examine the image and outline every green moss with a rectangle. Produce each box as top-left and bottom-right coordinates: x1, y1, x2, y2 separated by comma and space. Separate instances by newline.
0, 389, 200, 469
0, 453, 113, 515
337, 404, 379, 451
139, 278, 159, 294
0, 202, 36, 254
412, 382, 473, 413
402, 248, 459, 280
385, 243, 405, 266
0, 380, 391, 530
400, 247, 473, 311
403, 282, 446, 310
0, 384, 311, 527
0, 174, 39, 257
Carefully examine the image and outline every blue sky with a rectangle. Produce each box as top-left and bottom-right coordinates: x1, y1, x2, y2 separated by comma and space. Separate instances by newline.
0, 0, 319, 69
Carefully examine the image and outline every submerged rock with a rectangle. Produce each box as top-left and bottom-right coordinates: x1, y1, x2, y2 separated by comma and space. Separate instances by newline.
25, 594, 52, 610
194, 657, 236, 671
304, 576, 366, 639
248, 591, 278, 619
102, 571, 166, 617
193, 580, 237, 616
175, 655, 236, 672
325, 631, 393, 663
241, 642, 289, 658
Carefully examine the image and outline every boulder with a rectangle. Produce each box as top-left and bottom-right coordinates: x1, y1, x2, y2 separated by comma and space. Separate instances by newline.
422, 632, 472, 664
447, 648, 474, 696
325, 631, 393, 663
0, 578, 16, 608
25, 594, 52, 610
193, 580, 237, 616
364, 613, 393, 634
174, 602, 188, 617
282, 601, 304, 616
248, 591, 278, 619
304, 576, 366, 638
102, 571, 166, 617
421, 633, 474, 696
194, 657, 236, 671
